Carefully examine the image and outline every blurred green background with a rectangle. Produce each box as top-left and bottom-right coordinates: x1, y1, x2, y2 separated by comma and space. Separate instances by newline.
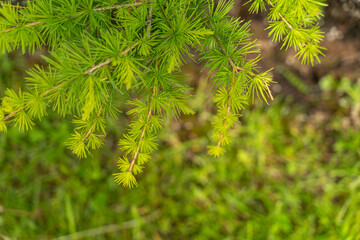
1, 0, 360, 239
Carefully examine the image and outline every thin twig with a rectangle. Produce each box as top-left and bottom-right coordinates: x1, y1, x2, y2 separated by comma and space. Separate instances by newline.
128, 86, 156, 172
120, 41, 140, 55
213, 33, 274, 147
268, 1, 293, 30
42, 82, 66, 97
84, 59, 112, 75
92, 2, 143, 11
1, 4, 27, 9
146, 1, 153, 39
82, 102, 105, 142
217, 63, 237, 148
84, 42, 140, 75
3, 21, 42, 33
211, 35, 239, 148
229, 58, 241, 71
3, 107, 24, 121
2, 82, 65, 121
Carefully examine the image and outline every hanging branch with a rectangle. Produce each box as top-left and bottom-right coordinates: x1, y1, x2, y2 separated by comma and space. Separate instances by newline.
2, 82, 65, 121
210, 33, 242, 148
216, 64, 237, 148
268, 1, 294, 30
128, 86, 156, 173
82, 102, 105, 142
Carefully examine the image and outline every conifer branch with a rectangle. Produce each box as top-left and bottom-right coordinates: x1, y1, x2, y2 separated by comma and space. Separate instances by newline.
42, 82, 66, 97
1, 4, 27, 9
3, 21, 42, 33
84, 42, 141, 75
82, 102, 105, 142
268, 1, 293, 30
1, 2, 143, 34
3, 107, 24, 121
2, 82, 65, 121
84, 59, 112, 75
92, 2, 143, 11
121, 41, 140, 55
146, 1, 153, 39
210, 32, 273, 149
128, 86, 156, 173
229, 58, 274, 101
210, 32, 241, 148
216, 62, 237, 148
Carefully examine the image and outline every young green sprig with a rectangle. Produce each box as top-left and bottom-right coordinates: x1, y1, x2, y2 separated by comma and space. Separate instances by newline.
200, 0, 274, 156
246, 0, 327, 66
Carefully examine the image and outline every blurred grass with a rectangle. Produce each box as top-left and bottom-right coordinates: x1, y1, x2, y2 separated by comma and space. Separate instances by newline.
0, 54, 360, 239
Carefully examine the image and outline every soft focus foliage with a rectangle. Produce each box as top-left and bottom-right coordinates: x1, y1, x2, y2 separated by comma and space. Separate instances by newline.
1, 89, 359, 239
1, 50, 359, 238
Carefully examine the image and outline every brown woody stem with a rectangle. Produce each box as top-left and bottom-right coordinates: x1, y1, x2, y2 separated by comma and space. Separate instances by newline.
3, 21, 42, 33
92, 2, 143, 11
1, 4, 27, 9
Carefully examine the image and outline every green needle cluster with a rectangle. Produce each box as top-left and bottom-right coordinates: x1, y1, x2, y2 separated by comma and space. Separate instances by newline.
247, 0, 327, 65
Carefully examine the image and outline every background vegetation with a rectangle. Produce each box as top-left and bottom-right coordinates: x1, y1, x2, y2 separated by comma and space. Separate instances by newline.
1, 0, 360, 239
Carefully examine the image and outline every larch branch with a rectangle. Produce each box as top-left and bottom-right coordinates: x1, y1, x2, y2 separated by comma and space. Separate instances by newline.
1, 2, 143, 33
3, 108, 24, 121
217, 61, 238, 148
230, 58, 273, 101
84, 42, 140, 75
128, 86, 156, 172
1, 4, 27, 9
92, 2, 143, 11
2, 82, 65, 122
146, 1, 154, 39
3, 21, 42, 33
82, 102, 105, 142
268, 1, 294, 30
84, 59, 112, 75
